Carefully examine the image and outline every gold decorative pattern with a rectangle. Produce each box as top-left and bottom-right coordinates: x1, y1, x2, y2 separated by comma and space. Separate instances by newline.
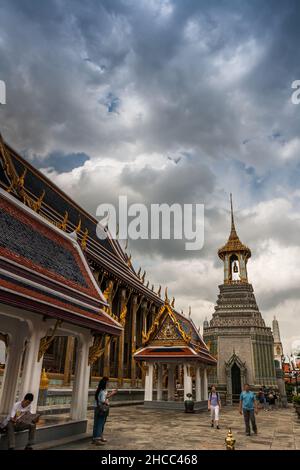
58, 211, 68, 231
0, 135, 46, 213
88, 335, 105, 366
38, 320, 62, 362
142, 298, 191, 346
81, 228, 89, 251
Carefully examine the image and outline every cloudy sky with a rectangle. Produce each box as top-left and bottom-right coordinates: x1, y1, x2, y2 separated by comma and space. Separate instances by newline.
1, 0, 300, 354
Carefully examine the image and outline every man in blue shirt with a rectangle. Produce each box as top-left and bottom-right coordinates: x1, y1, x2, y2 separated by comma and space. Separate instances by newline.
239, 383, 258, 436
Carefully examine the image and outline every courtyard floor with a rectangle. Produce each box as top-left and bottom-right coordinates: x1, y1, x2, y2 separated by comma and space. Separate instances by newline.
51, 404, 300, 450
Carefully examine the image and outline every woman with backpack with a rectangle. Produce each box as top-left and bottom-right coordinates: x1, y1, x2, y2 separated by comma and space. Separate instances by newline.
92, 377, 117, 445
208, 385, 221, 429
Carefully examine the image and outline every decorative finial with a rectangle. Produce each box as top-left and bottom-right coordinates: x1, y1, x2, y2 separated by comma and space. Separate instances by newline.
225, 428, 236, 450
171, 297, 175, 307
146, 280, 149, 288
230, 193, 238, 239
157, 285, 161, 297
141, 270, 146, 283
164, 287, 169, 303
137, 267, 141, 278
151, 284, 154, 291
188, 306, 192, 318
127, 253, 132, 267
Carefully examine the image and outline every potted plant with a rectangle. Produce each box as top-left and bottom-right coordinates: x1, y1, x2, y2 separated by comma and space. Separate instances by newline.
184, 393, 195, 413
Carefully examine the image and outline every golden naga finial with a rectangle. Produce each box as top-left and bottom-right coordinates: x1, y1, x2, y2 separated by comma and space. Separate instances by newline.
164, 287, 169, 303
127, 253, 132, 267
33, 190, 45, 212
225, 428, 236, 450
151, 284, 154, 291
171, 297, 175, 307
157, 285, 161, 297
59, 211, 68, 231
81, 228, 89, 250
146, 280, 149, 288
141, 270, 146, 283
75, 218, 82, 233
137, 267, 141, 279
189, 306, 192, 317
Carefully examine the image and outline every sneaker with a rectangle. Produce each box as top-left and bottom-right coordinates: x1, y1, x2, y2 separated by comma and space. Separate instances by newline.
211, 422, 214, 428
100, 437, 107, 442
246, 433, 251, 436
216, 425, 220, 430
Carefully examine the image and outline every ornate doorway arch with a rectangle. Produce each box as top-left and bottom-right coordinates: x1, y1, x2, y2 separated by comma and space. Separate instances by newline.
225, 353, 247, 404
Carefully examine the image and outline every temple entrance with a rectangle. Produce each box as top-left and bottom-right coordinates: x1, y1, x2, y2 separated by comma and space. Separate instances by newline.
231, 363, 241, 402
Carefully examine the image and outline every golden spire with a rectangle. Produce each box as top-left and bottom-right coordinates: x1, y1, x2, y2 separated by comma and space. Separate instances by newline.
229, 193, 238, 240
218, 193, 251, 260
164, 287, 169, 303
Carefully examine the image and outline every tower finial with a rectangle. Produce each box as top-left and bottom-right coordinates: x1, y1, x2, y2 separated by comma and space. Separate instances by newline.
230, 193, 238, 239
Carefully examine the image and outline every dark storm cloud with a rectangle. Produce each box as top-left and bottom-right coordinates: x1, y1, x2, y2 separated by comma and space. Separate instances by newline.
1, 0, 300, 350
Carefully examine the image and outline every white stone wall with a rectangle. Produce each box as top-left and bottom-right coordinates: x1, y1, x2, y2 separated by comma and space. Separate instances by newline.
218, 335, 254, 384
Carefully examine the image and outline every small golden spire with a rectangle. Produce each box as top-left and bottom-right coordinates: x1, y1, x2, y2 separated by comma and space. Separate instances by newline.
164, 287, 169, 303
137, 267, 141, 278
81, 228, 89, 250
127, 253, 132, 267
146, 280, 149, 288
225, 428, 236, 450
229, 193, 238, 240
151, 284, 154, 291
171, 297, 175, 307
141, 270, 146, 283
157, 285, 161, 297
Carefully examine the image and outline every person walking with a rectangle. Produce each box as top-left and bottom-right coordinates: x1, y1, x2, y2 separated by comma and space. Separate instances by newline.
258, 387, 267, 411
208, 385, 221, 429
92, 377, 117, 446
268, 389, 277, 411
239, 383, 258, 436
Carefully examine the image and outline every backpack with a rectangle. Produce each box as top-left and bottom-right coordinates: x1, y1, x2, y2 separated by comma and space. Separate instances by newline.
209, 392, 220, 401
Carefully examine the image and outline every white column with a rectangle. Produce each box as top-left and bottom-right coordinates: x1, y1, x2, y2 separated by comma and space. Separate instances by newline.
203, 368, 208, 400
157, 363, 162, 401
183, 364, 192, 399
71, 333, 91, 420
167, 364, 175, 401
19, 326, 47, 413
144, 362, 154, 401
0, 334, 25, 414
195, 366, 202, 402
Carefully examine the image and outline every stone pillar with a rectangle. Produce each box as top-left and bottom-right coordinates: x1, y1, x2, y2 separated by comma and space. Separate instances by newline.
71, 333, 91, 420
63, 336, 75, 386
157, 363, 163, 401
195, 366, 202, 402
168, 364, 175, 401
144, 363, 154, 401
131, 295, 138, 386
203, 368, 208, 400
19, 324, 47, 413
0, 333, 25, 415
183, 364, 192, 399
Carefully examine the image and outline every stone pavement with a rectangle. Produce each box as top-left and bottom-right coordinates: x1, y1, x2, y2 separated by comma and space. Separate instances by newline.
51, 404, 300, 450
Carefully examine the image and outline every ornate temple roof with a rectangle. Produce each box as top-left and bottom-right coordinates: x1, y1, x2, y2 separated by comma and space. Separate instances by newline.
218, 194, 251, 259
0, 135, 162, 302
0, 188, 122, 335
134, 294, 216, 364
